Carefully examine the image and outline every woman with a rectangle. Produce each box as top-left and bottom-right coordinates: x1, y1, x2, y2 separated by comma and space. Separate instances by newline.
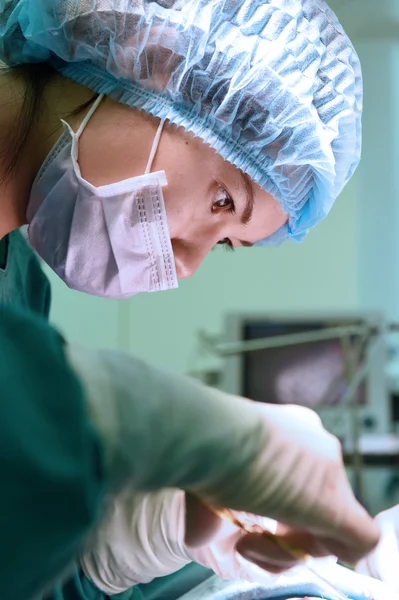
0, 1, 379, 599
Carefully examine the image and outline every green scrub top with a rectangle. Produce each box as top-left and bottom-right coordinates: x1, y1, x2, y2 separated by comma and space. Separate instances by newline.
0, 231, 213, 600
0, 231, 105, 600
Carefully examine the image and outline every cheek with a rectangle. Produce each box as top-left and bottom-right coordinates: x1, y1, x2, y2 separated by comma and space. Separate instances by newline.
159, 172, 211, 239
162, 182, 196, 239
77, 101, 154, 185
154, 132, 215, 236
78, 126, 144, 186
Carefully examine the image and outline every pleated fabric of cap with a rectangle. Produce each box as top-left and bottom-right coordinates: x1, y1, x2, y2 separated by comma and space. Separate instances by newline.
0, 0, 362, 244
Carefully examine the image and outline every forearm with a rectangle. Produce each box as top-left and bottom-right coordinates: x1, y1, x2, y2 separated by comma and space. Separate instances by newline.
67, 344, 265, 494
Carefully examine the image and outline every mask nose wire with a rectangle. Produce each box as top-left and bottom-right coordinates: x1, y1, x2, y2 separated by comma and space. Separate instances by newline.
145, 119, 165, 175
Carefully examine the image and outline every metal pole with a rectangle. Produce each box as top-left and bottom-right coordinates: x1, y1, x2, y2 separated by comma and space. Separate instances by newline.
203, 324, 377, 357
341, 336, 364, 501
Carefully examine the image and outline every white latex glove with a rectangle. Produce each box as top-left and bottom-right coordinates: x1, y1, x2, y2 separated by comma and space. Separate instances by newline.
81, 488, 279, 595
356, 504, 399, 591
68, 345, 379, 566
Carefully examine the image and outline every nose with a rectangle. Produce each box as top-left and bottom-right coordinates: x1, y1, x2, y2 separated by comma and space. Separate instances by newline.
172, 238, 213, 279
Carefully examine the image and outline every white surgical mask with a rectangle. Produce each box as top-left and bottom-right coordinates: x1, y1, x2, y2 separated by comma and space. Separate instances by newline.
27, 94, 178, 298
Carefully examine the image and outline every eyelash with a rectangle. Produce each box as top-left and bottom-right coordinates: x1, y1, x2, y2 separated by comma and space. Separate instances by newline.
217, 238, 235, 251
212, 187, 236, 251
212, 188, 236, 216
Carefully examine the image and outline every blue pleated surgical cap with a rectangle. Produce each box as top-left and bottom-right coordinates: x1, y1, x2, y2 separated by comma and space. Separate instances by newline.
0, 0, 362, 245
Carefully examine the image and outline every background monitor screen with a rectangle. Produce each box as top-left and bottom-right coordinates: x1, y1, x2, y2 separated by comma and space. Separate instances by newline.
242, 321, 366, 408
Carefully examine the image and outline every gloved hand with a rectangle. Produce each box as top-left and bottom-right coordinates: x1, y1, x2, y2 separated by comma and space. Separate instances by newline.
68, 345, 379, 569
356, 504, 399, 591
80, 488, 280, 594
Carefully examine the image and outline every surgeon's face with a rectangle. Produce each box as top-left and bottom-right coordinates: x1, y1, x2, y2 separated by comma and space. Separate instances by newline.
70, 95, 288, 279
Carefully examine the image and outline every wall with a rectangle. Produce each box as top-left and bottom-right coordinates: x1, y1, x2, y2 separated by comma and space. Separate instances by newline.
331, 1, 399, 323
47, 173, 358, 373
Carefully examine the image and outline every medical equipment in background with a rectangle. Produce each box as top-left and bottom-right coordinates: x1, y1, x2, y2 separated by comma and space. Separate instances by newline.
195, 313, 399, 513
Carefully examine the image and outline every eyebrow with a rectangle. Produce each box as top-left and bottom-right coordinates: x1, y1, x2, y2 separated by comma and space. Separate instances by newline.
237, 171, 255, 247
239, 171, 255, 225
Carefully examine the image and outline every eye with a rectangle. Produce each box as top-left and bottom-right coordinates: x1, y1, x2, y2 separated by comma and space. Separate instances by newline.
217, 237, 234, 251
212, 188, 236, 215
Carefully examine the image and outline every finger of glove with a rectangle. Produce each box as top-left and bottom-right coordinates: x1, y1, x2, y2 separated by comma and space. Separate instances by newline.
185, 493, 222, 547
236, 533, 300, 570
356, 507, 399, 584
237, 501, 379, 569
310, 477, 380, 564
269, 461, 380, 564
